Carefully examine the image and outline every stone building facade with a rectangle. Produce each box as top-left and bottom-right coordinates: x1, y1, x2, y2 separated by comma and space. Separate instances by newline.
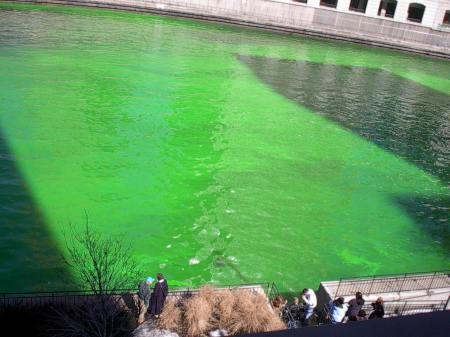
288, 0, 450, 30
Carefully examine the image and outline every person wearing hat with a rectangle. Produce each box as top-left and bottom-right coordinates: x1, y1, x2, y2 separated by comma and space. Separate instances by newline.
137, 277, 154, 324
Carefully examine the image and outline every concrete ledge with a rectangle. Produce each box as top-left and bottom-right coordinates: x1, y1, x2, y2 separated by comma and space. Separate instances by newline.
2, 0, 450, 59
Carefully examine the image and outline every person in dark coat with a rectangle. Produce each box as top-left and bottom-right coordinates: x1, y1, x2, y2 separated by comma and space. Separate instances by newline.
347, 291, 365, 321
150, 273, 169, 317
369, 297, 385, 319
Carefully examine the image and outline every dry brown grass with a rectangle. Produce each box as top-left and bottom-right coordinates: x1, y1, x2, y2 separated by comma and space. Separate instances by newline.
213, 289, 236, 329
157, 298, 182, 334
198, 285, 217, 305
157, 286, 286, 336
226, 290, 285, 335
185, 295, 214, 337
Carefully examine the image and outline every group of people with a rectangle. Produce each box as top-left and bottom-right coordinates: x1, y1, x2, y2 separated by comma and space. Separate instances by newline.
272, 288, 318, 327
137, 276, 387, 327
137, 273, 169, 324
328, 292, 385, 324
273, 288, 385, 327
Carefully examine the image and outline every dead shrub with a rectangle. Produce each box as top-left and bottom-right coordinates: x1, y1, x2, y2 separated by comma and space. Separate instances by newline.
158, 286, 285, 336
227, 290, 286, 335
213, 289, 236, 329
264, 315, 286, 332
198, 285, 217, 305
226, 290, 259, 335
185, 295, 213, 337
157, 298, 182, 334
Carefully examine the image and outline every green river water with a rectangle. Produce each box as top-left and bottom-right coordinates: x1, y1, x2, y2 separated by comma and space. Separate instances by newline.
0, 3, 449, 293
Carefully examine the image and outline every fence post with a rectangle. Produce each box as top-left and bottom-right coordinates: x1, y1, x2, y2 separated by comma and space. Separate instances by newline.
428, 271, 437, 291
401, 301, 408, 315
399, 273, 407, 293
335, 279, 341, 298
445, 295, 450, 311
368, 277, 375, 294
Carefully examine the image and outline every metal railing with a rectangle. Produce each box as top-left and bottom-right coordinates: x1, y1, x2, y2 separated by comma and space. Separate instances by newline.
365, 300, 447, 317
333, 270, 450, 297
0, 282, 275, 309
318, 299, 447, 325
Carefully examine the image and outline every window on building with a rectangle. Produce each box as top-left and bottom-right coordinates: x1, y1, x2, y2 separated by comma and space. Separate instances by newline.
349, 0, 368, 13
320, 0, 338, 8
293, 0, 308, 3
443, 10, 450, 25
378, 0, 397, 18
407, 3, 425, 23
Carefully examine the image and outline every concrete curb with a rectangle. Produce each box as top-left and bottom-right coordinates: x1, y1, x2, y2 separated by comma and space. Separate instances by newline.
2, 0, 450, 59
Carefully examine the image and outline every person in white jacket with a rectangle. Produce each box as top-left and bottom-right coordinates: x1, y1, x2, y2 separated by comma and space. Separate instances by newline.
301, 288, 317, 326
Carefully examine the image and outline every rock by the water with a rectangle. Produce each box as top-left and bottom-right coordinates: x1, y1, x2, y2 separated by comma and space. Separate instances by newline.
209, 329, 229, 336
132, 320, 180, 337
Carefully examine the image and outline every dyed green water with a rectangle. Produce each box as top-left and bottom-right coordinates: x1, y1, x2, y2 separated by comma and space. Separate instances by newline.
0, 3, 449, 293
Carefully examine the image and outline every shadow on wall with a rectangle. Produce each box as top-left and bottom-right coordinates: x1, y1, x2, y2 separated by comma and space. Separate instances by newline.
0, 127, 73, 292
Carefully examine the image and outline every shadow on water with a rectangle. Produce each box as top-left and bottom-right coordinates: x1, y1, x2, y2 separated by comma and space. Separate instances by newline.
0, 128, 72, 292
237, 55, 450, 253
237, 55, 450, 185
395, 195, 450, 255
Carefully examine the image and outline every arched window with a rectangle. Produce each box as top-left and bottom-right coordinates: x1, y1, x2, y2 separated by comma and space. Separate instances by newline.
320, 0, 338, 8
349, 0, 368, 13
443, 10, 450, 25
407, 3, 426, 23
378, 0, 397, 18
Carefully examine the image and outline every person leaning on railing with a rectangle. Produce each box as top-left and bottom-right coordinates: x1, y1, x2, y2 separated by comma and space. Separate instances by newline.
272, 295, 288, 318
346, 292, 366, 321
287, 297, 302, 321
328, 297, 348, 324
368, 297, 385, 319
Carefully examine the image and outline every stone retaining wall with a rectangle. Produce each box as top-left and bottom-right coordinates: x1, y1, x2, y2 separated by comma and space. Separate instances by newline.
3, 0, 450, 58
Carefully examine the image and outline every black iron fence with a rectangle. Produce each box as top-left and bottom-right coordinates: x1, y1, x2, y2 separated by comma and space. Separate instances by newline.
0, 282, 276, 309
334, 270, 450, 297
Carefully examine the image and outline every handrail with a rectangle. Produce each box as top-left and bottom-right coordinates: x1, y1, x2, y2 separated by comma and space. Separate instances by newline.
318, 299, 447, 325
335, 270, 450, 282
0, 282, 277, 312
0, 282, 272, 298
332, 271, 450, 297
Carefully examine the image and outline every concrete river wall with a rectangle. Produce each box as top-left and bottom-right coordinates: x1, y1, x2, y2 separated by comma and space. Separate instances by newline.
5, 0, 450, 58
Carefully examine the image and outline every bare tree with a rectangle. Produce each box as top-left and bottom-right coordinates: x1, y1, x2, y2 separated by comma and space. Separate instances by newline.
62, 213, 141, 294
49, 296, 136, 337
49, 214, 143, 337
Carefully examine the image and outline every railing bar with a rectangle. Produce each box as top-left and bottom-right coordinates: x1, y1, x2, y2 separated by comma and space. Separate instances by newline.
333, 269, 449, 282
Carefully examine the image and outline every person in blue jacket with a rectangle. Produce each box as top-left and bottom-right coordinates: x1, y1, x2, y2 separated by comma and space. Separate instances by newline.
329, 297, 348, 324
137, 277, 154, 324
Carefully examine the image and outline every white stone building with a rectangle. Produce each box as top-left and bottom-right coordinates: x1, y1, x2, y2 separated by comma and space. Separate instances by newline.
288, 0, 450, 30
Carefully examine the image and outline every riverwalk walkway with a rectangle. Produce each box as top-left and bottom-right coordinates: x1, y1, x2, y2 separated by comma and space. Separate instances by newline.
1, 271, 449, 322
